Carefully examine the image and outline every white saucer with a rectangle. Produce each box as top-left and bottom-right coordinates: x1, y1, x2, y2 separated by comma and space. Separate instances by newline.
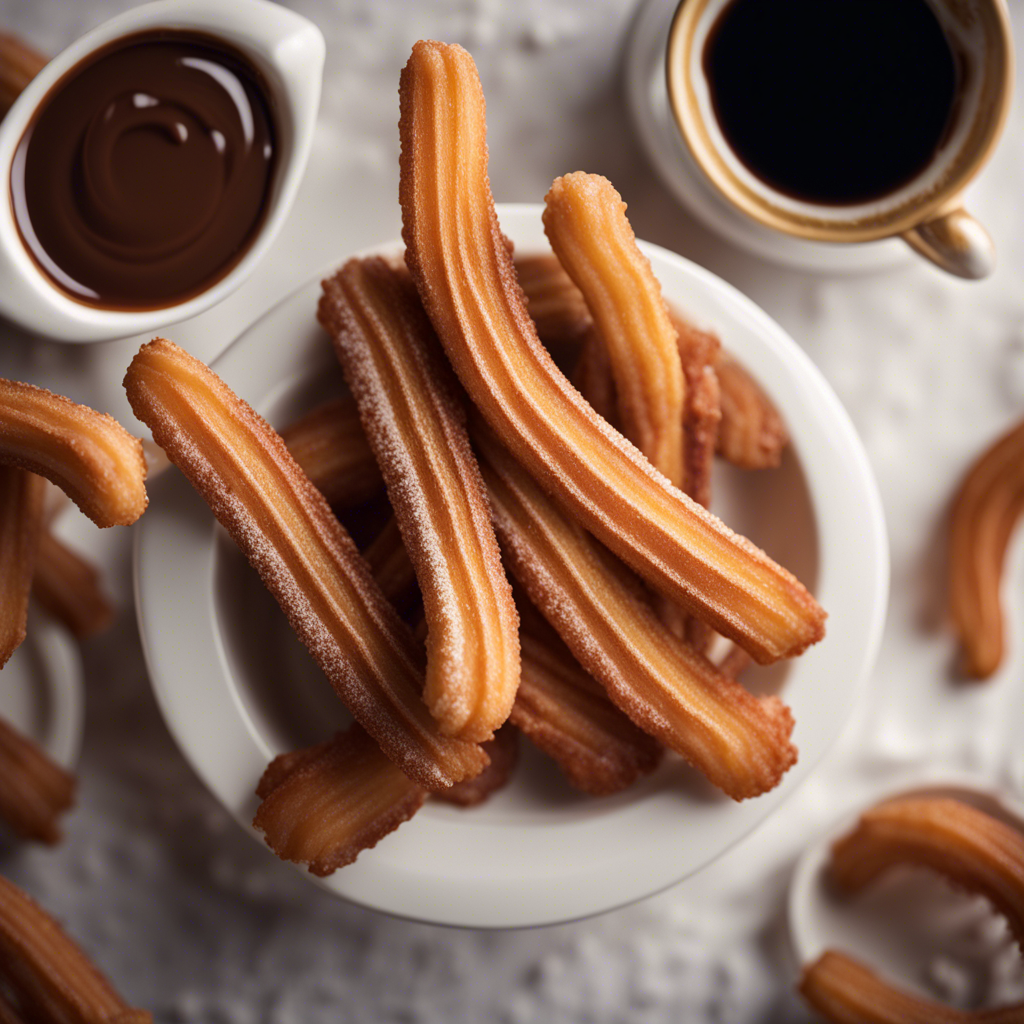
624, 0, 912, 274
788, 775, 1024, 1005
0, 614, 83, 771
134, 203, 888, 928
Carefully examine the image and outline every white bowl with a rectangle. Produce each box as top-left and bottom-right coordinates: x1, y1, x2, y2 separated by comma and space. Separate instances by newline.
134, 203, 889, 927
0, 0, 323, 343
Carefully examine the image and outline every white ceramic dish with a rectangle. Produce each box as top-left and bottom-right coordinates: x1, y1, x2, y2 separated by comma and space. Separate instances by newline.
134, 203, 888, 928
0, 0, 323, 343
788, 775, 1024, 1005
0, 616, 83, 771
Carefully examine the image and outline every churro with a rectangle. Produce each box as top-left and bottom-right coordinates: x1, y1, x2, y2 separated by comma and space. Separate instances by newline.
320, 258, 519, 742
124, 338, 486, 790
514, 627, 662, 796
544, 172, 686, 488
799, 950, 1022, 1024
435, 724, 519, 807
476, 425, 797, 799
254, 725, 426, 876
514, 253, 591, 352
33, 530, 114, 639
949, 417, 1024, 679
362, 515, 418, 607
399, 40, 824, 663
0, 380, 146, 528
0, 718, 74, 845
570, 330, 620, 427
0, 467, 44, 666
716, 353, 788, 470
0, 34, 45, 118
0, 873, 151, 1023
717, 644, 753, 680
279, 397, 382, 509
830, 796, 1024, 947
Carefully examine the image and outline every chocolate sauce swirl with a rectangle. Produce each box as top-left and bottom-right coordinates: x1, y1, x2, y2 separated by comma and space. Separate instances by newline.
10, 30, 276, 310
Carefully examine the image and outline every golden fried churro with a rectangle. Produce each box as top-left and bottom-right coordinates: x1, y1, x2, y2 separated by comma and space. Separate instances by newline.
362, 516, 418, 607
399, 40, 824, 663
671, 312, 722, 510
0, 380, 146, 528
476, 426, 797, 799
949, 417, 1024, 679
715, 353, 788, 470
717, 644, 753, 680
799, 950, 1023, 1024
320, 258, 519, 742
124, 338, 486, 790
0, 718, 74, 845
0, 34, 45, 118
570, 329, 620, 428
0, 467, 44, 666
514, 628, 662, 796
33, 530, 114, 639
830, 797, 1024, 947
435, 724, 519, 807
279, 397, 382, 509
0, 874, 151, 1023
254, 724, 426, 876
514, 254, 591, 351
544, 173, 686, 488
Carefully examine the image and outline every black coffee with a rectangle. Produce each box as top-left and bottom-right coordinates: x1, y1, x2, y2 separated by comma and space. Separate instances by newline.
702, 0, 958, 205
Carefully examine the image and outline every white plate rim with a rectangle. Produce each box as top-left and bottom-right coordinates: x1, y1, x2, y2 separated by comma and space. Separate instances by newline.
134, 202, 889, 928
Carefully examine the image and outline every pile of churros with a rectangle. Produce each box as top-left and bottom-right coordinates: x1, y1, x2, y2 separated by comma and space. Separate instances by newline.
119, 39, 824, 877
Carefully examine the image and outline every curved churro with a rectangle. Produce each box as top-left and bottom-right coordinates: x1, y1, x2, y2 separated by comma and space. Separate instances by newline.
124, 338, 486, 790
799, 950, 1023, 1024
830, 796, 1024, 947
33, 530, 114, 639
544, 172, 686, 488
514, 254, 591, 352
0, 717, 75, 845
476, 426, 797, 800
571, 330, 620, 428
0, 873, 151, 1024
254, 725, 426, 876
435, 724, 519, 807
320, 258, 519, 742
279, 397, 382, 509
399, 40, 824, 664
0, 467, 44, 667
515, 628, 662, 796
716, 352, 788, 470
0, 380, 146, 528
949, 417, 1024, 679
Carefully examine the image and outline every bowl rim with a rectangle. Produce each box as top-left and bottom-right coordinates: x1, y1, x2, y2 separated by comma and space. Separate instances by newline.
134, 202, 889, 928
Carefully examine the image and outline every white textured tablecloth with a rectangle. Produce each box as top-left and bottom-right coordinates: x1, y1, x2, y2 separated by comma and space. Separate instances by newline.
2, 1, 1024, 1020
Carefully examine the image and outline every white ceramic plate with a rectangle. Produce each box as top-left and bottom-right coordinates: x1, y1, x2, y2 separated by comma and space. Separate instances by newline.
0, 611, 83, 771
788, 775, 1024, 1005
134, 203, 888, 927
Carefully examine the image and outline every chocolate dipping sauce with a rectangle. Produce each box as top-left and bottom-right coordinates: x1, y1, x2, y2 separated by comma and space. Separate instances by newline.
10, 31, 276, 310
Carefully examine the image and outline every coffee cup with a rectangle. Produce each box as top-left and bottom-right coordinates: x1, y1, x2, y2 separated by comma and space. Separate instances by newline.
663, 0, 1013, 279
0, 0, 324, 342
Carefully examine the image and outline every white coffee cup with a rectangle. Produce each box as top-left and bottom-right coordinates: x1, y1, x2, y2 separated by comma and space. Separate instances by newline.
0, 0, 324, 343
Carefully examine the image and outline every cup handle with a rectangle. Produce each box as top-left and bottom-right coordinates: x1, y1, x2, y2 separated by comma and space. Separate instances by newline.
901, 206, 996, 280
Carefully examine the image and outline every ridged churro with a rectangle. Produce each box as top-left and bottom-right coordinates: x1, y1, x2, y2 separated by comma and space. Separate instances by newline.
254, 724, 426, 876
0, 873, 151, 1023
571, 330, 620, 427
544, 173, 686, 487
33, 530, 114, 639
435, 724, 519, 807
514, 253, 591, 352
476, 426, 797, 800
799, 950, 1023, 1024
0, 380, 146, 528
279, 397, 382, 509
320, 258, 518, 742
399, 40, 823, 664
514, 627, 662, 796
0, 718, 74, 845
949, 417, 1024, 679
362, 516, 418, 608
124, 338, 486, 790
716, 353, 788, 470
830, 797, 1024, 947
0, 467, 44, 667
